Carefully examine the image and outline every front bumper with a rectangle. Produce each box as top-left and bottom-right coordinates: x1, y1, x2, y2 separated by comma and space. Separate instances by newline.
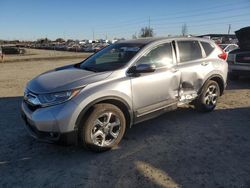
21, 100, 79, 144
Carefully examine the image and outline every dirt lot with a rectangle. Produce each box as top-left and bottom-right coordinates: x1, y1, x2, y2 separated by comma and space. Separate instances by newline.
0, 58, 250, 188
2, 48, 91, 63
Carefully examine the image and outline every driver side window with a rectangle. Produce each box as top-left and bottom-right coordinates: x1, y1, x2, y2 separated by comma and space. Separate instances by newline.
136, 43, 173, 68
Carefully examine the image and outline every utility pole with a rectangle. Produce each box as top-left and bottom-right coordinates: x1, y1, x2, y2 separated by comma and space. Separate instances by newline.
63, 31, 66, 41
92, 28, 95, 41
228, 24, 231, 35
148, 16, 152, 37
148, 16, 151, 30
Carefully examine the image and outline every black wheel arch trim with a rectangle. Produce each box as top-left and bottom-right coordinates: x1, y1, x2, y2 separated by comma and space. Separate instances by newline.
198, 74, 226, 96
75, 96, 133, 130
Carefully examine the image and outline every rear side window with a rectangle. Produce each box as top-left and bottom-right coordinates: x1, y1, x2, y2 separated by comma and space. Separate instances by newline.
201, 41, 214, 56
178, 40, 202, 62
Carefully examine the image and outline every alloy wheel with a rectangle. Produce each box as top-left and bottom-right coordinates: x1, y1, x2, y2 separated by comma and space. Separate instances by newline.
90, 112, 121, 147
204, 84, 218, 107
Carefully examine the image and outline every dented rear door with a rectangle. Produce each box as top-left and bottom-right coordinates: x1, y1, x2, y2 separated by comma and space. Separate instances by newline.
175, 40, 213, 102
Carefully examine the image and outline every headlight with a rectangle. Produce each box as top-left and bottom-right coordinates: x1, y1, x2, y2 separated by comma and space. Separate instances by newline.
38, 89, 81, 107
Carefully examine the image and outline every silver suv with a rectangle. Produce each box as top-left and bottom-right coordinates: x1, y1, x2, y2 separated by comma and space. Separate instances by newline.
21, 37, 228, 152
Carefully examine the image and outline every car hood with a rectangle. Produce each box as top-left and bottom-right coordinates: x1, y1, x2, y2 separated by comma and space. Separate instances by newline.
27, 65, 112, 94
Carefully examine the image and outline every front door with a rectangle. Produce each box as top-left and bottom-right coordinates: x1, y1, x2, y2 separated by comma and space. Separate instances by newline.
130, 42, 181, 117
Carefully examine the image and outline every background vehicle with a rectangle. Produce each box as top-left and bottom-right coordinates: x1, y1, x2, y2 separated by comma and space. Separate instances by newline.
1, 45, 25, 54
21, 37, 228, 152
227, 27, 250, 80
228, 49, 250, 80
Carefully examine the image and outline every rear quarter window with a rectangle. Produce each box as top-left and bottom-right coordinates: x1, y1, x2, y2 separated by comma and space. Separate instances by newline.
201, 41, 214, 56
178, 40, 202, 62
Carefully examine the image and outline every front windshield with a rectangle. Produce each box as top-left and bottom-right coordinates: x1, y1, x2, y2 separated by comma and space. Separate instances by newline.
79, 43, 144, 72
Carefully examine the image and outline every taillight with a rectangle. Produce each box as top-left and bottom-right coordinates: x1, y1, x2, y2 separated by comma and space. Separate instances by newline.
218, 52, 227, 60
216, 44, 228, 60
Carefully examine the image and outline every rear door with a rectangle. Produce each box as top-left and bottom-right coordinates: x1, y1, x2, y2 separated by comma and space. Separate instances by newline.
130, 42, 181, 117
175, 40, 214, 102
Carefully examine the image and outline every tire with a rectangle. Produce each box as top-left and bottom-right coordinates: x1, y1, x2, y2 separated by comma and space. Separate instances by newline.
79, 103, 126, 152
228, 73, 239, 81
194, 80, 220, 112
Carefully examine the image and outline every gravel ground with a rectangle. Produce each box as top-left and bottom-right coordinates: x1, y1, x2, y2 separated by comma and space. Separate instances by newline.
2, 48, 91, 63
0, 59, 250, 188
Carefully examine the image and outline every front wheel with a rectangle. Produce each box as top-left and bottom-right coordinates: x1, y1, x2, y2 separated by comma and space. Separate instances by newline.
194, 80, 220, 112
80, 103, 126, 152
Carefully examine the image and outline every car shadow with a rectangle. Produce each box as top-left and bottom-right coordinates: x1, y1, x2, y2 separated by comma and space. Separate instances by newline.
0, 96, 250, 187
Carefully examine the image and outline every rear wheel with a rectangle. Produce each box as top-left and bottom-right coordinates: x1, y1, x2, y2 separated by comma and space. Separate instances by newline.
80, 103, 126, 152
194, 80, 220, 112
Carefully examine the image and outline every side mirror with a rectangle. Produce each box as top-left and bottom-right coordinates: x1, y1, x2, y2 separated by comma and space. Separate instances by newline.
128, 64, 156, 74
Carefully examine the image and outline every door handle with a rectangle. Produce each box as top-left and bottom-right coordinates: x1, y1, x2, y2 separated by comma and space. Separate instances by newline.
201, 62, 209, 66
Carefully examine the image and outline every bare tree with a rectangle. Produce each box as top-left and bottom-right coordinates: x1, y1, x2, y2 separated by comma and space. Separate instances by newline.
37, 38, 51, 44
181, 23, 188, 36
139, 27, 154, 38
132, 33, 137, 39
55, 38, 65, 43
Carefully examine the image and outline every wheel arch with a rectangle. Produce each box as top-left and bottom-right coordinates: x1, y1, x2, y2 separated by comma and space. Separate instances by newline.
75, 96, 133, 131
199, 74, 225, 96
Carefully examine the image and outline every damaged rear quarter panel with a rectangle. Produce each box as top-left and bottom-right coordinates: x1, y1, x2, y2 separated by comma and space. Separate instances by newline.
178, 59, 227, 100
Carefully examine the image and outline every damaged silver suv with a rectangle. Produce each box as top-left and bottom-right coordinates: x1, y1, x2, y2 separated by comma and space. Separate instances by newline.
21, 37, 228, 152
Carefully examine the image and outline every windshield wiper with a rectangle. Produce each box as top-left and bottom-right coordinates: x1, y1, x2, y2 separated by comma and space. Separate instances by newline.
81, 66, 98, 72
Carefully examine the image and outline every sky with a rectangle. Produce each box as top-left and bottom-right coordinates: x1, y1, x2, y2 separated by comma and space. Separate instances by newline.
0, 0, 250, 40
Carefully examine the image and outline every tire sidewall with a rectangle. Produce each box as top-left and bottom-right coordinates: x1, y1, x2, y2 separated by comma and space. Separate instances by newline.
82, 104, 126, 151
200, 80, 220, 111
